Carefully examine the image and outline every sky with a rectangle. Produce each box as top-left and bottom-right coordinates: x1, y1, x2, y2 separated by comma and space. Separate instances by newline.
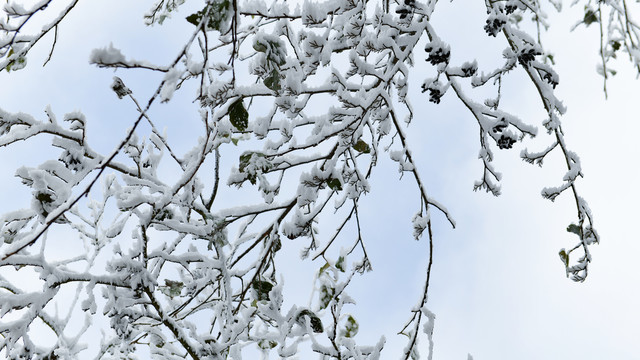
1, 0, 640, 359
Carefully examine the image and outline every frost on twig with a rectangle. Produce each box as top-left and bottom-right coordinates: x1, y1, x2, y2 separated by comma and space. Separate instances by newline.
0, 0, 628, 358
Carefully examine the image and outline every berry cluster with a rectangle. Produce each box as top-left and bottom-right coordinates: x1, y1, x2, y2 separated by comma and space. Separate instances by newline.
427, 87, 443, 104
505, 3, 517, 14
396, 0, 416, 19
517, 46, 541, 67
425, 43, 450, 65
461, 62, 478, 77
421, 80, 445, 104
492, 120, 507, 134
543, 72, 559, 89
484, 16, 506, 37
497, 135, 516, 149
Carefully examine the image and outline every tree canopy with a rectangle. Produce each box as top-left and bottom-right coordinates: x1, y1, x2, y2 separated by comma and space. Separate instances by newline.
1, 0, 639, 358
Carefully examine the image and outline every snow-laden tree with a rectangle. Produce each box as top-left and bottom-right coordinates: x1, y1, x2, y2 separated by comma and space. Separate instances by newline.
0, 0, 637, 358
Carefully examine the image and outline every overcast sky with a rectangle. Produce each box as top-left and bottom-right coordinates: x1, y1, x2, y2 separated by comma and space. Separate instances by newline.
1, 1, 640, 359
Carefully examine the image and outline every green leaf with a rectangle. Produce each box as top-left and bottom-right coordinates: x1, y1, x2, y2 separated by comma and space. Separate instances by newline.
319, 284, 335, 309
296, 309, 323, 333
253, 41, 268, 53
185, 0, 230, 31
239, 153, 252, 172
267, 42, 286, 67
353, 139, 371, 154
559, 249, 569, 268
584, 9, 598, 26
206, 219, 228, 250
186, 12, 201, 26
342, 315, 359, 338
258, 340, 277, 349
271, 236, 282, 252
512, 14, 522, 23
239, 152, 264, 171
327, 177, 342, 191
5, 47, 27, 73
162, 280, 184, 298
546, 54, 555, 65
252, 280, 274, 301
318, 262, 330, 275
253, 38, 287, 66
335, 256, 345, 272
4, 48, 13, 72
229, 99, 248, 131
611, 41, 621, 52
238, 152, 271, 185
566, 223, 581, 236
264, 69, 281, 92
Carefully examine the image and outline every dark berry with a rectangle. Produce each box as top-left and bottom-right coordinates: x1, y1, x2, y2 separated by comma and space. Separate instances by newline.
517, 47, 541, 67
484, 17, 506, 37
492, 123, 507, 133
428, 88, 442, 104
543, 72, 558, 89
497, 135, 516, 149
425, 44, 450, 65
396, 7, 410, 18
421, 80, 445, 104
461, 62, 477, 77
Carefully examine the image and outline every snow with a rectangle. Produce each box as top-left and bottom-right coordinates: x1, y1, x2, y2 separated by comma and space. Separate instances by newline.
1, 0, 638, 359
160, 68, 181, 102
88, 43, 126, 65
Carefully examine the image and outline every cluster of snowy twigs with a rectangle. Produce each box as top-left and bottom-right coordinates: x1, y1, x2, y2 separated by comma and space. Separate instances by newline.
0, 0, 637, 358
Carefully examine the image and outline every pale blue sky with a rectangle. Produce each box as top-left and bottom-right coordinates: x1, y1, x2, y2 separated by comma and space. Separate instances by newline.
1, 1, 640, 359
